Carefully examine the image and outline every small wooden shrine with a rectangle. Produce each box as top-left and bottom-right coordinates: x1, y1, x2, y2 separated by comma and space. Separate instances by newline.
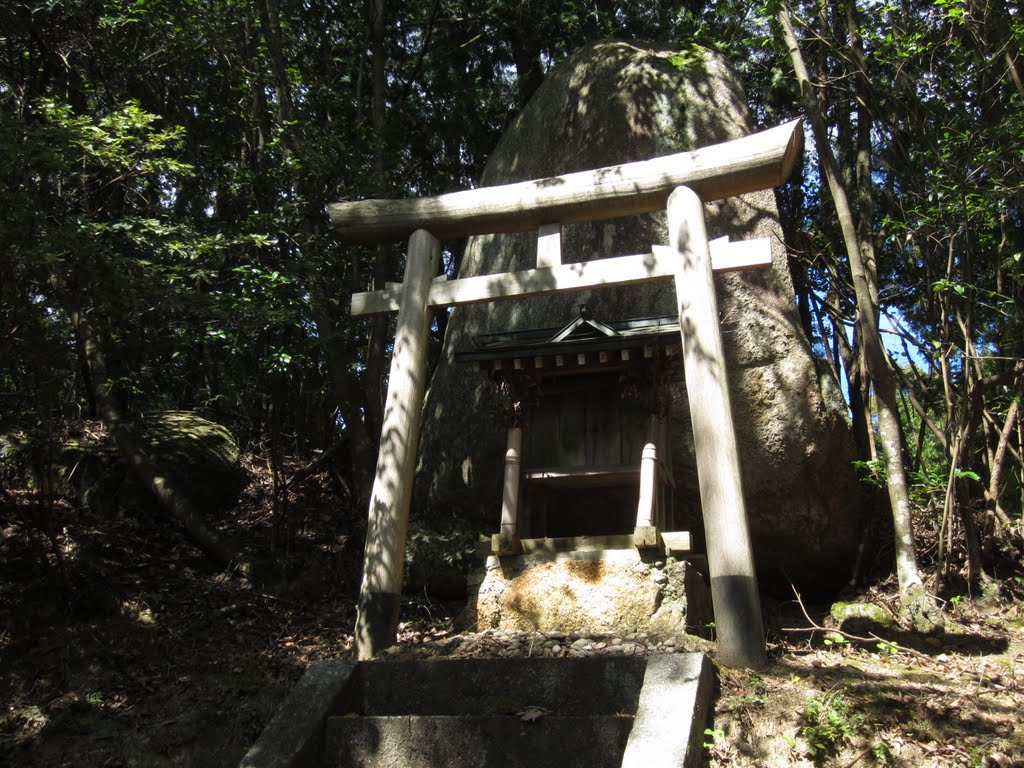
457, 307, 688, 555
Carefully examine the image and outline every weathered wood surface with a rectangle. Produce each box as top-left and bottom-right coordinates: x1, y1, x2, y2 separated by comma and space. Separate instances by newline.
524, 466, 640, 486
351, 237, 772, 316
636, 443, 659, 530
670, 186, 766, 670
329, 120, 802, 243
524, 384, 651, 471
498, 426, 523, 555
536, 223, 562, 269
477, 532, 692, 556
659, 532, 692, 554
633, 526, 661, 550
354, 229, 440, 660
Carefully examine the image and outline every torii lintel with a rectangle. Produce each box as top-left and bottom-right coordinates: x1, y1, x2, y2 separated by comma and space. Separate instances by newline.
328, 120, 803, 245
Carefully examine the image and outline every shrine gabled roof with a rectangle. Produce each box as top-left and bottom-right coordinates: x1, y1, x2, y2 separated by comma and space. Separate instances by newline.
455, 312, 681, 365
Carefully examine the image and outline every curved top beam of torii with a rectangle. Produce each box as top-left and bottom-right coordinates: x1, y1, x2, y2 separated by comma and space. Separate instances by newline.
327, 120, 803, 244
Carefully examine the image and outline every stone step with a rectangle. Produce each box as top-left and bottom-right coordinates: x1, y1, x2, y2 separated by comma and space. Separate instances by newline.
349, 656, 647, 716
238, 654, 714, 768
323, 714, 634, 768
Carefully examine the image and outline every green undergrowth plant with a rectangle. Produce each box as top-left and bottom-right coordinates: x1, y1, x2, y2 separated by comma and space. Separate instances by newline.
801, 691, 861, 761
703, 727, 725, 749
718, 670, 769, 715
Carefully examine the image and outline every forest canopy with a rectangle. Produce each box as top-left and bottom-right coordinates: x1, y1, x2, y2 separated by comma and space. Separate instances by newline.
1, 0, 1022, 590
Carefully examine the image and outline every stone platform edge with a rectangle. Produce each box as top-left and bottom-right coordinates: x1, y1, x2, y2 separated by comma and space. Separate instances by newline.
238, 660, 356, 768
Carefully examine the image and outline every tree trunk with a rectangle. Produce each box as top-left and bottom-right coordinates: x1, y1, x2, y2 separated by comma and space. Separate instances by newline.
985, 399, 1020, 536
308, 286, 379, 503
779, 2, 942, 631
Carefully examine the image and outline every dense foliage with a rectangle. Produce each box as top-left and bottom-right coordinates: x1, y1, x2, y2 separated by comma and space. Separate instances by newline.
1, 0, 1021, 589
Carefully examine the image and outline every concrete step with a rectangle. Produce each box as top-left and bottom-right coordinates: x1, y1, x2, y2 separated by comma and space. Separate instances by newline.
323, 714, 634, 768
348, 656, 648, 716
238, 653, 714, 768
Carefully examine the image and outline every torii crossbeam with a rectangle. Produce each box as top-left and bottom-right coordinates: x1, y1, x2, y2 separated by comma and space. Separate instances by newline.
331, 120, 803, 669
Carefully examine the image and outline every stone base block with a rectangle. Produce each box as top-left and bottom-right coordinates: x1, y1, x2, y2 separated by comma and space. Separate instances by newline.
466, 549, 711, 634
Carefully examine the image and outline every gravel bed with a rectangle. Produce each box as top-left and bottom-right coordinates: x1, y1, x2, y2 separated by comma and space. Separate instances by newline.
382, 627, 715, 661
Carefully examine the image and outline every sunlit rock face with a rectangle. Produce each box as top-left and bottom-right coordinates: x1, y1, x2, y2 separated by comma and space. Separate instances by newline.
467, 552, 711, 634
416, 40, 865, 594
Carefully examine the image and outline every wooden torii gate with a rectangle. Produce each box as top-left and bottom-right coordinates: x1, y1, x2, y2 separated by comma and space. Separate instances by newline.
330, 120, 804, 670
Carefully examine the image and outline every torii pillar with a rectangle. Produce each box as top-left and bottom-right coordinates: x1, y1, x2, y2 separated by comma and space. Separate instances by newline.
670, 187, 765, 669
354, 230, 439, 658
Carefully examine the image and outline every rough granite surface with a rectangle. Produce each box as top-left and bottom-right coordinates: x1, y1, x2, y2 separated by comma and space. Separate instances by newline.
416, 40, 866, 592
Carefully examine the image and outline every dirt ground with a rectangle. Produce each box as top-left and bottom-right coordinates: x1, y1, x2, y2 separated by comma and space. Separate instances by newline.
2, 468, 1022, 768
709, 601, 1024, 767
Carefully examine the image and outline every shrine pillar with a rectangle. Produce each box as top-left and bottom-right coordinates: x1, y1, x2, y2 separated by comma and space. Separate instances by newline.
669, 186, 766, 670
355, 229, 440, 660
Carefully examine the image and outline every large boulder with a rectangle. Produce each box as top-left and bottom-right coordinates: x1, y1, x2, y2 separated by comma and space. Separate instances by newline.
134, 411, 245, 511
416, 41, 865, 593
55, 411, 245, 515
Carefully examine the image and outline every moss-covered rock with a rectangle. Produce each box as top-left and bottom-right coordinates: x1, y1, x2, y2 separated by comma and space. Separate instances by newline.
137, 411, 244, 510
56, 412, 244, 514
829, 600, 895, 637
